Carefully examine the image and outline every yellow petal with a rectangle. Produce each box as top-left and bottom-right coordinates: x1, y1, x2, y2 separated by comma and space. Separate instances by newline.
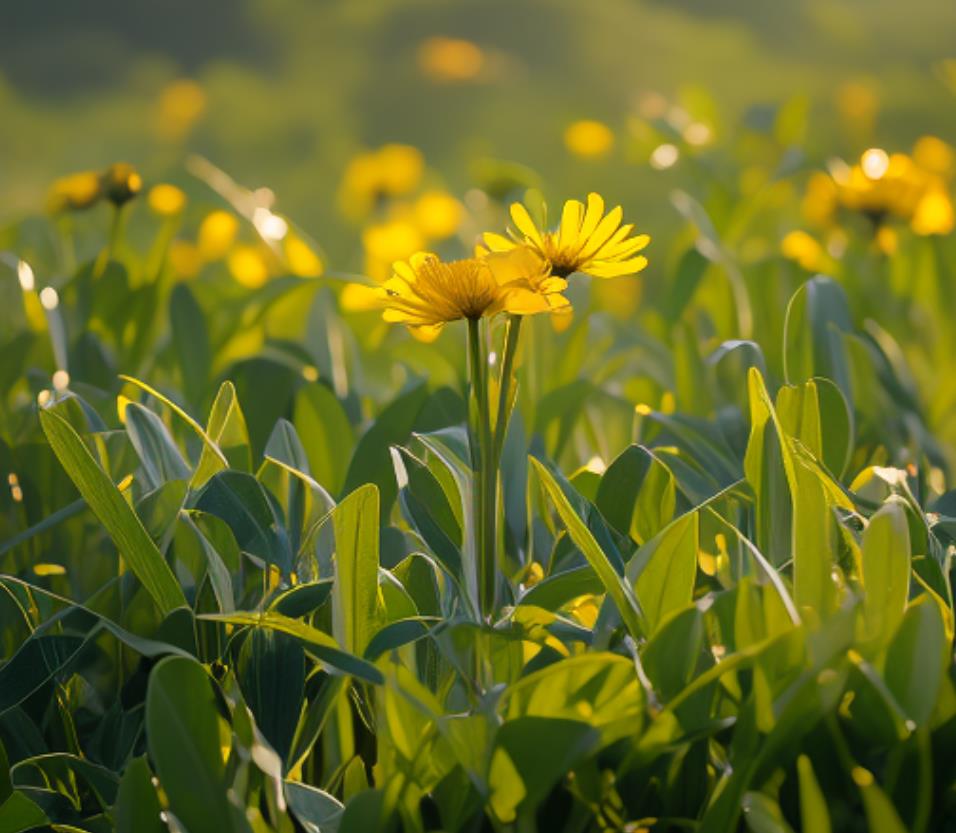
578, 205, 623, 259
586, 255, 648, 278
558, 199, 584, 250
341, 283, 383, 311
408, 323, 444, 342
482, 232, 516, 252
579, 192, 605, 239
509, 202, 544, 246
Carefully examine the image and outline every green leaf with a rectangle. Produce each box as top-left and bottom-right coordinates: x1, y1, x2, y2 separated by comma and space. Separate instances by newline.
342, 383, 428, 517
884, 597, 946, 727
861, 500, 911, 651
529, 457, 645, 638
628, 511, 699, 634
169, 283, 211, 409
854, 768, 908, 833
332, 484, 381, 656
114, 756, 165, 833
145, 656, 250, 833
0, 790, 47, 833
796, 755, 831, 833
39, 407, 186, 615
295, 382, 353, 496
193, 381, 252, 487
124, 402, 192, 489
285, 781, 343, 833
199, 611, 383, 685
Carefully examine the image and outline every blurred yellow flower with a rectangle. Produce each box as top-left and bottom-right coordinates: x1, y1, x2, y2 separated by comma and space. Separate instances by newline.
101, 163, 142, 207
418, 36, 485, 83
413, 190, 463, 239
148, 183, 187, 217
338, 144, 425, 220
198, 210, 240, 260
482, 192, 650, 278
46, 171, 101, 213
380, 249, 568, 342
912, 187, 955, 236
803, 145, 955, 238
835, 80, 878, 133
228, 245, 270, 288
363, 219, 426, 283
168, 240, 203, 279
781, 230, 827, 272
157, 78, 207, 141
563, 120, 615, 159
284, 234, 324, 277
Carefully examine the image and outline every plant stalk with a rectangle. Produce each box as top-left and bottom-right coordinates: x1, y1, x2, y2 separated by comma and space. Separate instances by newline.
467, 318, 496, 619
492, 314, 523, 463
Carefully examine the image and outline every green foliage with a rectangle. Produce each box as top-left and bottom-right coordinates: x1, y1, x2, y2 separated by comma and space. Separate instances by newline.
4, 109, 956, 831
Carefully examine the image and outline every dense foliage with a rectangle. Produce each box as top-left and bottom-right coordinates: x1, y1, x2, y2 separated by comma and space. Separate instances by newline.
3, 105, 956, 833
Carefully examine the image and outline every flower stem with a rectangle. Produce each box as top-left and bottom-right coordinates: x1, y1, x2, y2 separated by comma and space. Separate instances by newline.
492, 314, 522, 464
467, 317, 496, 619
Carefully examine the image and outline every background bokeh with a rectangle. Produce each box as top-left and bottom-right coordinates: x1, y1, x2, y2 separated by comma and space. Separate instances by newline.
4, 0, 956, 273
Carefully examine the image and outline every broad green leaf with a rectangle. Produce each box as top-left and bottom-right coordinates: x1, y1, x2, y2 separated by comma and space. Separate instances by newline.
884, 597, 946, 727
854, 768, 908, 833
0, 790, 47, 833
332, 484, 381, 656
114, 756, 164, 833
529, 457, 645, 638
295, 382, 353, 496
169, 283, 211, 409
146, 656, 250, 833
285, 781, 343, 833
124, 402, 191, 489
193, 381, 252, 487
199, 611, 383, 684
629, 511, 699, 634
39, 408, 186, 615
861, 500, 911, 651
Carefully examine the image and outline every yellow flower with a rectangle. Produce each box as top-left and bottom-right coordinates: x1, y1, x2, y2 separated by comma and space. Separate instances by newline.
380, 250, 567, 342
148, 183, 187, 217
564, 120, 615, 159
363, 218, 426, 283
100, 163, 142, 207
46, 171, 101, 213
913, 135, 954, 179
482, 193, 650, 278
338, 144, 424, 220
198, 210, 239, 260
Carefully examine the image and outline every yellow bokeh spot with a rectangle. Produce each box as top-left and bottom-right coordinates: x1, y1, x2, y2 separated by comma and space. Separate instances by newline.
564, 120, 615, 159
33, 563, 66, 577
117, 395, 132, 425
413, 190, 463, 239
198, 210, 240, 260
228, 245, 270, 288
912, 188, 955, 236
148, 183, 187, 217
157, 78, 207, 141
875, 225, 898, 255
593, 274, 641, 319
418, 36, 485, 82
781, 229, 826, 271
283, 234, 324, 277
363, 219, 426, 283
168, 240, 203, 279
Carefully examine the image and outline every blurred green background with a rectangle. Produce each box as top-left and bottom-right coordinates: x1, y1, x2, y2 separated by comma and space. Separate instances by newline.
3, 0, 955, 270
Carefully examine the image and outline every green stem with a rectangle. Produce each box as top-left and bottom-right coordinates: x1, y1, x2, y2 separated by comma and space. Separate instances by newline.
492, 314, 522, 463
467, 318, 496, 619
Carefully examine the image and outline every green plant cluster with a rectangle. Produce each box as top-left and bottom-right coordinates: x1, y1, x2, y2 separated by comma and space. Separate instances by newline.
3, 147, 956, 833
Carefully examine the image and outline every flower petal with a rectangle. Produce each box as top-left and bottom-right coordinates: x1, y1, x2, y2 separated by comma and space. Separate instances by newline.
510, 202, 544, 246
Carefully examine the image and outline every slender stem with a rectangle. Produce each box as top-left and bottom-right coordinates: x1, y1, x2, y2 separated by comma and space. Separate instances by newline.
467, 318, 496, 619
492, 314, 522, 463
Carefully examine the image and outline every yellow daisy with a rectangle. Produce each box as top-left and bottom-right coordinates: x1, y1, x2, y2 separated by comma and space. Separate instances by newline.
482, 192, 650, 278
380, 249, 567, 342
